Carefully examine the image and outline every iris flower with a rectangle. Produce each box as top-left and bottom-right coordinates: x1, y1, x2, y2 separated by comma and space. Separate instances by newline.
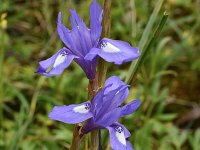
49, 76, 141, 150
36, 0, 140, 79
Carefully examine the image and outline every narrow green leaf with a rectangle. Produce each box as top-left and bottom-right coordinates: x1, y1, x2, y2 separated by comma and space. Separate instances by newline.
138, 0, 164, 53
125, 11, 168, 84
156, 113, 177, 121
125, 0, 164, 84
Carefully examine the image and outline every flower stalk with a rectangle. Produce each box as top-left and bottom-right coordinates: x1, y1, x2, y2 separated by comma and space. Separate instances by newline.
89, 78, 99, 150
70, 0, 112, 149
70, 124, 82, 150
90, 0, 111, 150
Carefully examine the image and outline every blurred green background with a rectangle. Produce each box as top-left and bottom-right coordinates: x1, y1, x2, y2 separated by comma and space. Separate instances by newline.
0, 0, 200, 149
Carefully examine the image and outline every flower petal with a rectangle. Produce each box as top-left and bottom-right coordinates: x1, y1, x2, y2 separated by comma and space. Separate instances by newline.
104, 76, 129, 94
106, 123, 131, 150
85, 38, 140, 64
95, 108, 121, 128
92, 77, 129, 116
82, 118, 96, 133
84, 47, 101, 60
49, 101, 93, 124
70, 9, 93, 55
91, 84, 113, 117
95, 85, 129, 120
35, 48, 77, 76
57, 12, 73, 50
74, 57, 97, 79
120, 100, 141, 117
110, 122, 131, 138
126, 141, 134, 150
90, 0, 103, 45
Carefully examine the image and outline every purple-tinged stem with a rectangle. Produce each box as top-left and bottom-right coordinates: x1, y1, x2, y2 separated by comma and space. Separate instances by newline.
70, 0, 111, 149
69, 79, 98, 150
90, 0, 111, 150
89, 77, 99, 150
70, 124, 83, 150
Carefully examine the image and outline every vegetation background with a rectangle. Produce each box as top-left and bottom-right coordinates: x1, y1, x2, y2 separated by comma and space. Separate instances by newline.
0, 0, 200, 149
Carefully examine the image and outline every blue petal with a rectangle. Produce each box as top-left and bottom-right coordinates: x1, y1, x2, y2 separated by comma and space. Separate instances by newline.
95, 85, 129, 119
120, 100, 141, 117
91, 84, 112, 115
74, 57, 97, 79
110, 122, 131, 138
49, 101, 93, 124
84, 47, 100, 60
57, 12, 85, 57
95, 108, 121, 128
57, 12, 73, 50
90, 0, 103, 45
82, 118, 96, 133
126, 141, 134, 150
106, 123, 132, 150
92, 76, 129, 116
104, 76, 129, 94
35, 48, 77, 76
85, 38, 140, 64
70, 9, 93, 55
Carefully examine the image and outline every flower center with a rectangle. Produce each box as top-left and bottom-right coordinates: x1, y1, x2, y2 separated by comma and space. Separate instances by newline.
115, 126, 126, 145
53, 51, 68, 68
100, 41, 120, 53
73, 103, 90, 113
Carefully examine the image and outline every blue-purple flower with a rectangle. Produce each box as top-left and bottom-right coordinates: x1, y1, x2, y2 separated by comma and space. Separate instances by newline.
49, 76, 141, 150
36, 0, 140, 79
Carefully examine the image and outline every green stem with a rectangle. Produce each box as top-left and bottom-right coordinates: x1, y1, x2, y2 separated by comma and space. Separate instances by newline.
97, 58, 108, 88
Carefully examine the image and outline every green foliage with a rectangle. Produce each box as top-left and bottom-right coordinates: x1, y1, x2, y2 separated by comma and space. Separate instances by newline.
0, 0, 200, 150
188, 129, 200, 150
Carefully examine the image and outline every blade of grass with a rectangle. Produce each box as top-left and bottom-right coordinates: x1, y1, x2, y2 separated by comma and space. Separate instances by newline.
125, 0, 164, 84
9, 76, 46, 149
125, 11, 169, 84
138, 0, 164, 52
130, 0, 137, 38
0, 30, 5, 149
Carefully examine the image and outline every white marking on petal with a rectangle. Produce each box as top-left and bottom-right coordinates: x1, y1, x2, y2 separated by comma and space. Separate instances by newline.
53, 51, 68, 68
115, 90, 120, 95
115, 126, 126, 145
101, 41, 120, 53
73, 104, 90, 114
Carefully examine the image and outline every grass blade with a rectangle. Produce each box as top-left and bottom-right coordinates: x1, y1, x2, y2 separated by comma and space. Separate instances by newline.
125, 11, 169, 84
138, 0, 164, 52
125, 0, 164, 84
